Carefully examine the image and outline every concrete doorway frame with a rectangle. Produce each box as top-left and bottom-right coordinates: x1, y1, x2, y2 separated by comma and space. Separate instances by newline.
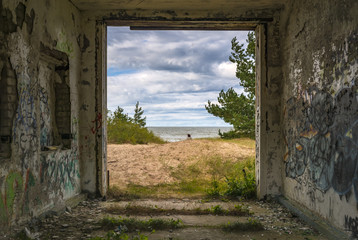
94, 20, 274, 199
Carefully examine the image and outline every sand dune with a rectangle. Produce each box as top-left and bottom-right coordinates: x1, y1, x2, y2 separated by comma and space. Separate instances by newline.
107, 139, 255, 188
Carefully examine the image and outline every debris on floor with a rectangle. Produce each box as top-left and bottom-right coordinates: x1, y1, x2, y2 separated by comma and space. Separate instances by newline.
6, 198, 328, 240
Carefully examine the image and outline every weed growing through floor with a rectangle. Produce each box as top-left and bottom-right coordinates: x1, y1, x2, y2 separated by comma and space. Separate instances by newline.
105, 203, 252, 216
222, 218, 264, 232
208, 205, 225, 214
234, 203, 251, 215
99, 217, 182, 232
89, 230, 150, 240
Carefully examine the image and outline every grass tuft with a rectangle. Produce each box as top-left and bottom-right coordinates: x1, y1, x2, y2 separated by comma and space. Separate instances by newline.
99, 217, 182, 232
105, 203, 251, 217
89, 231, 150, 240
222, 218, 264, 232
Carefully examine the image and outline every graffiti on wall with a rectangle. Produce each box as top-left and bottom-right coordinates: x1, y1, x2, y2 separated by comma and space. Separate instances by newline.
13, 82, 38, 164
0, 154, 80, 226
284, 30, 358, 204
0, 172, 23, 225
0, 170, 43, 226
2, 75, 79, 227
345, 215, 358, 237
39, 86, 52, 148
284, 84, 358, 201
40, 151, 80, 192
91, 112, 102, 134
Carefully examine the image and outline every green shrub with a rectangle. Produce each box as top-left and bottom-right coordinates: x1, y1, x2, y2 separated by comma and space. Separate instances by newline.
206, 179, 221, 197
107, 105, 164, 144
206, 157, 256, 199
224, 171, 256, 199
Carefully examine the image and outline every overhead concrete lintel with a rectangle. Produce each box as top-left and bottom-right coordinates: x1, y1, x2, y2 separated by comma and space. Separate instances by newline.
81, 7, 282, 25
70, 0, 285, 12
107, 20, 263, 30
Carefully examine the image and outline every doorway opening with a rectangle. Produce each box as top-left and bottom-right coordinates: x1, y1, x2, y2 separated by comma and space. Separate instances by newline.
105, 26, 257, 200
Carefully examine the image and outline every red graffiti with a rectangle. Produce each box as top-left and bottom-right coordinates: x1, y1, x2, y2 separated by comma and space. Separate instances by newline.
91, 113, 102, 134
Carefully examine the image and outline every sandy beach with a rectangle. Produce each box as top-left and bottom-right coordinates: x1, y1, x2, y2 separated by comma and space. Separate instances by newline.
107, 139, 255, 188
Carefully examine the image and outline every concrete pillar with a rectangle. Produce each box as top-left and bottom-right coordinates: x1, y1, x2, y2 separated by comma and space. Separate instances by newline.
255, 22, 283, 199
95, 21, 108, 197
79, 16, 107, 196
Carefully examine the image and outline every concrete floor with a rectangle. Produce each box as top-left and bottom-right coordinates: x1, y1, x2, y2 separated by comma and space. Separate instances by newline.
6, 198, 329, 240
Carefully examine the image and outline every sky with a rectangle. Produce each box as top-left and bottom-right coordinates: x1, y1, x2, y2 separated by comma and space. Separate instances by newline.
107, 27, 249, 127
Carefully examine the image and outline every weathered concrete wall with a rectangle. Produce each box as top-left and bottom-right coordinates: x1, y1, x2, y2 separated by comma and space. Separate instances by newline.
280, 0, 358, 236
79, 15, 107, 196
0, 0, 82, 229
255, 11, 283, 199
4, 0, 356, 236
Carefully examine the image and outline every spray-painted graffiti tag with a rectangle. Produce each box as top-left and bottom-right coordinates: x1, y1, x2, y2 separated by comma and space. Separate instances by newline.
0, 172, 23, 225
13, 83, 38, 164
345, 215, 358, 237
284, 84, 358, 201
40, 152, 80, 192
91, 112, 102, 134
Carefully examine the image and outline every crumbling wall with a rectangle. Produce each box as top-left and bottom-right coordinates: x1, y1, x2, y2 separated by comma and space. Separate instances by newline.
280, 0, 358, 236
0, 0, 81, 229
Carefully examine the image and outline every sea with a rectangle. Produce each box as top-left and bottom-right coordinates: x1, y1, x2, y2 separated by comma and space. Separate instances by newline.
147, 126, 233, 142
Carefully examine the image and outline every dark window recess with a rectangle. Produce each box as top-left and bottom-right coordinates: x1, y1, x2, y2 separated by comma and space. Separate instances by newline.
40, 44, 71, 150
0, 57, 18, 158
55, 71, 72, 148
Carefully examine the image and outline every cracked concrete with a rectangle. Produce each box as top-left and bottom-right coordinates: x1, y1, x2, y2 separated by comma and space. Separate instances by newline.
6, 198, 327, 240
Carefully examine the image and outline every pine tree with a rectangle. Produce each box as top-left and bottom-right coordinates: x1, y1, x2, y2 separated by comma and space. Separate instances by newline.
110, 106, 132, 124
133, 101, 146, 127
206, 32, 255, 138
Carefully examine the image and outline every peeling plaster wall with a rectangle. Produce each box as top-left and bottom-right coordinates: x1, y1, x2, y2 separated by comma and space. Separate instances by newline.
0, 0, 82, 229
280, 0, 358, 236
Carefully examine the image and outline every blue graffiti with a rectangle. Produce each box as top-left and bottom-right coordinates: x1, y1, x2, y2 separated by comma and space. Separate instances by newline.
285, 85, 358, 201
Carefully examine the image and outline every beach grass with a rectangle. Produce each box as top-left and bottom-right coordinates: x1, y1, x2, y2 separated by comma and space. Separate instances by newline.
107, 138, 256, 199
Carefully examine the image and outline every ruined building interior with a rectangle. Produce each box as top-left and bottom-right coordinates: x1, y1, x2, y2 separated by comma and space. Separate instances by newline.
0, 0, 357, 238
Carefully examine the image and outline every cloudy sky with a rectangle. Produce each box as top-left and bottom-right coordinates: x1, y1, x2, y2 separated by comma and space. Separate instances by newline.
107, 27, 249, 126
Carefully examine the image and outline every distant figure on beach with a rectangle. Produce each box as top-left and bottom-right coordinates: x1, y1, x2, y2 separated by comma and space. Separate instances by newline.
187, 134, 192, 140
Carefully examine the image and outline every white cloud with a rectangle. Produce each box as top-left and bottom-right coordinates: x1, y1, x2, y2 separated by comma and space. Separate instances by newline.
107, 27, 251, 126
213, 61, 237, 79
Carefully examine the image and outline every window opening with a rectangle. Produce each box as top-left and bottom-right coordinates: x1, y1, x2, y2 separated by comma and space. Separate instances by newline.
0, 57, 17, 158
39, 44, 71, 151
